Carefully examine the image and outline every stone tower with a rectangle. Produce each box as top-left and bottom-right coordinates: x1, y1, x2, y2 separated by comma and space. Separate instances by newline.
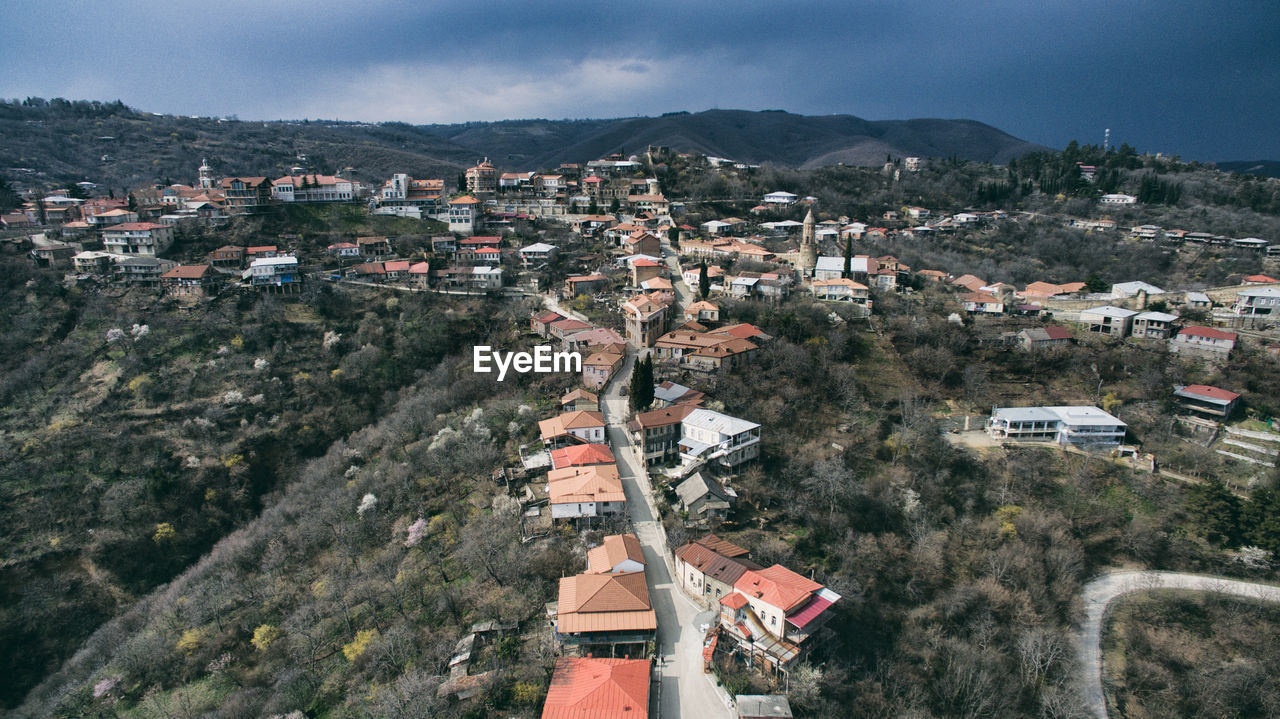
198, 158, 214, 190
799, 207, 818, 278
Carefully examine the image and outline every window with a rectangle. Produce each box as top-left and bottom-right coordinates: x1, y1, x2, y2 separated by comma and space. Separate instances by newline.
770, 615, 777, 626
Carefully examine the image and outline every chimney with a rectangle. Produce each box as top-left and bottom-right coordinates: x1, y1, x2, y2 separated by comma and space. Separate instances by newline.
1137, 288, 1148, 309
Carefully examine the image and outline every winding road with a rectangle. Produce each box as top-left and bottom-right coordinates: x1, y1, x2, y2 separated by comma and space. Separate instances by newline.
1078, 570, 1280, 719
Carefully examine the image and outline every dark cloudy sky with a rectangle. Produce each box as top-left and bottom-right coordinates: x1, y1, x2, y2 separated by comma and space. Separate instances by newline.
2, 0, 1276, 161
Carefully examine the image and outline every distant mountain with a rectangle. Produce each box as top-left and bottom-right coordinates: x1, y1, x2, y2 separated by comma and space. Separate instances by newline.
0, 101, 1049, 192
1216, 160, 1280, 178
421, 109, 1051, 169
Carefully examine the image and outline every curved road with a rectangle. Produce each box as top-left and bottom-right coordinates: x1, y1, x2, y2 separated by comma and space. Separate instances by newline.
1078, 570, 1280, 719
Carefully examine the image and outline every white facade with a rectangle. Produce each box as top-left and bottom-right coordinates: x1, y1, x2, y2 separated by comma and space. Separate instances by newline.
679, 409, 761, 468
1100, 193, 1137, 205
102, 223, 175, 256
763, 191, 798, 205
986, 406, 1126, 446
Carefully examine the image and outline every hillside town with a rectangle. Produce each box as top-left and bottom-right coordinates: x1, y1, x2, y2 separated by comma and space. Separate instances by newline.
5, 140, 1280, 719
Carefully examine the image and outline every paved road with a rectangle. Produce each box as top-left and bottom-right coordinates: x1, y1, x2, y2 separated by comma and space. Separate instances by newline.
1078, 570, 1280, 719
600, 354, 732, 719
659, 235, 693, 317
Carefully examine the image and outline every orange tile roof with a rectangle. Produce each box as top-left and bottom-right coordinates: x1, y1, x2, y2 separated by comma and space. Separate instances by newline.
735, 565, 823, 613
587, 534, 646, 573
561, 389, 599, 405
548, 465, 625, 505
541, 657, 650, 719
449, 195, 481, 204
160, 264, 212, 280
950, 274, 987, 292
633, 404, 696, 429
551, 444, 615, 469
557, 572, 656, 633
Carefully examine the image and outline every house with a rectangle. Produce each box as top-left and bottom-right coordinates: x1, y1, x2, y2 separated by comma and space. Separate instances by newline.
653, 381, 704, 408
1016, 325, 1072, 351
518, 242, 558, 265
763, 191, 798, 205
676, 471, 736, 522
554, 572, 656, 657
905, 206, 930, 220
1021, 281, 1086, 300
532, 312, 565, 337
1243, 274, 1280, 285
674, 535, 759, 609
541, 657, 650, 719
327, 242, 360, 258
408, 262, 431, 288
587, 535, 646, 574
1174, 385, 1241, 422
679, 408, 761, 469
547, 464, 626, 520
1184, 291, 1212, 309
1170, 326, 1237, 360
685, 300, 720, 324
430, 235, 458, 253
465, 159, 497, 196
101, 222, 174, 256
206, 245, 244, 267
160, 264, 219, 297
220, 177, 272, 214
1099, 193, 1137, 205
917, 269, 947, 282
623, 294, 669, 348
114, 256, 171, 283
271, 174, 358, 203
1078, 306, 1139, 337
652, 328, 758, 373
356, 236, 392, 257
628, 404, 697, 465
245, 256, 300, 289
963, 292, 1004, 314
551, 443, 615, 470
1111, 281, 1166, 298
950, 274, 987, 292
736, 695, 795, 719
583, 349, 624, 389
1234, 287, 1280, 322
630, 258, 664, 286
351, 262, 387, 281
564, 274, 609, 298
1, 212, 35, 229
565, 327, 626, 353
623, 231, 661, 256
811, 278, 872, 305
27, 240, 77, 267
84, 207, 137, 227
379, 260, 408, 280
813, 255, 877, 282
448, 195, 481, 233
72, 250, 114, 275
985, 406, 1126, 446
549, 318, 594, 342
683, 264, 726, 290
719, 565, 841, 674
1129, 225, 1164, 241
560, 389, 599, 413
1131, 311, 1179, 339
539, 410, 607, 447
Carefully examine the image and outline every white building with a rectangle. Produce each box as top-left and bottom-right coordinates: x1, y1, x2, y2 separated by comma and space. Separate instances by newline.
271, 174, 358, 203
1111, 281, 1166, 298
518, 242, 558, 265
985, 406, 1126, 446
679, 408, 761, 468
102, 222, 174, 256
245, 256, 300, 288
448, 196, 481, 234
1234, 287, 1280, 321
1099, 193, 1137, 205
1078, 305, 1139, 337
762, 191, 798, 205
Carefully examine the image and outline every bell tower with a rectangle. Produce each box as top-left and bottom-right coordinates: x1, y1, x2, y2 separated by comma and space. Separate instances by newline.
799, 207, 818, 278
198, 158, 214, 190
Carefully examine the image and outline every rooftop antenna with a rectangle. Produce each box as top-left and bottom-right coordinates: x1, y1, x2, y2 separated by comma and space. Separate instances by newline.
1104, 128, 1111, 152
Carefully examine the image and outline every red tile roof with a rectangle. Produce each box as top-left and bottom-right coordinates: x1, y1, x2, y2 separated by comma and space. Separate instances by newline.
160, 264, 212, 280
1179, 384, 1241, 402
1043, 326, 1073, 340
107, 222, 168, 231
735, 565, 823, 613
1244, 274, 1279, 283
542, 657, 650, 719
1179, 325, 1238, 342
551, 444, 615, 469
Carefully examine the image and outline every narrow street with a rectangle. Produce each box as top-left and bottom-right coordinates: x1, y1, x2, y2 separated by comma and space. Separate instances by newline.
600, 353, 732, 719
1077, 570, 1280, 719
660, 233, 694, 317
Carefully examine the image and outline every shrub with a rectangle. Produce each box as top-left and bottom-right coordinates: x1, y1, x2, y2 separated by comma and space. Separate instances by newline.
342, 629, 377, 661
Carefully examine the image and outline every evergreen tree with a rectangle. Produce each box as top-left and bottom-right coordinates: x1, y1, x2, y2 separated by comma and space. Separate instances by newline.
610, 197, 621, 214
629, 354, 654, 411
126, 193, 137, 213
843, 236, 853, 279
0, 177, 19, 213
1084, 272, 1107, 293
456, 173, 466, 193
698, 261, 709, 299
1185, 480, 1242, 546
588, 197, 599, 215
667, 224, 679, 249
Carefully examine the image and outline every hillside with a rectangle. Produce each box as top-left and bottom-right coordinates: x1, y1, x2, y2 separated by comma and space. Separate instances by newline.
1, 101, 1048, 195
421, 109, 1051, 169
1217, 160, 1280, 178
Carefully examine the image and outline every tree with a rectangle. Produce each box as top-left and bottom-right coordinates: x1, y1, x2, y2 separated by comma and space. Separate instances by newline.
588, 197, 599, 215
1084, 272, 1107, 293
698, 261, 710, 299
0, 178, 20, 213
1185, 480, 1241, 546
629, 355, 654, 411
609, 197, 621, 214
667, 224, 679, 249
843, 236, 853, 279
456, 173, 466, 193
126, 193, 137, 213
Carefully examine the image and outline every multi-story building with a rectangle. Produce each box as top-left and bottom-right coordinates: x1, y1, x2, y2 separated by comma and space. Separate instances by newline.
623, 293, 669, 348
679, 408, 761, 468
464, 159, 497, 196
102, 222, 174, 256
245, 256, 300, 289
219, 177, 272, 214
1131, 311, 1178, 339
1079, 305, 1138, 337
985, 406, 1126, 446
717, 564, 841, 676
628, 404, 697, 465
1234, 287, 1280, 323
448, 195, 481, 234
160, 264, 220, 297
271, 174, 358, 203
